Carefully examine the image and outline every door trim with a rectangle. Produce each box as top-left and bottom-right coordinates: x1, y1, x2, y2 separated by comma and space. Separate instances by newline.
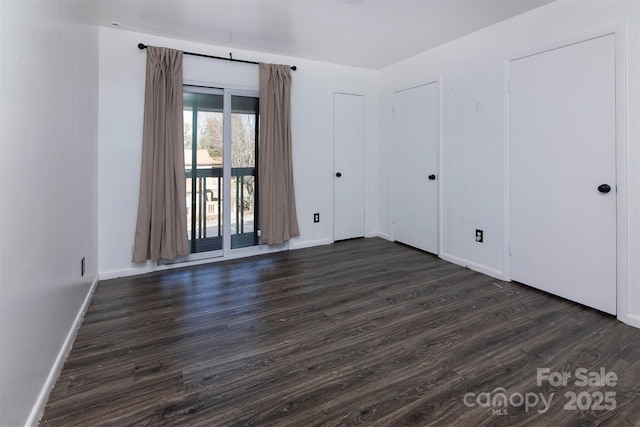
391, 78, 442, 256
502, 23, 630, 323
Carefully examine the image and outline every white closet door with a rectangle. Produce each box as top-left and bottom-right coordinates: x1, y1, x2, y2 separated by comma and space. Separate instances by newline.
334, 93, 365, 241
510, 34, 616, 314
392, 83, 439, 254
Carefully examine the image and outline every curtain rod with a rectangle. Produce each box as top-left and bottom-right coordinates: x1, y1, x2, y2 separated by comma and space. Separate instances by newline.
137, 43, 297, 71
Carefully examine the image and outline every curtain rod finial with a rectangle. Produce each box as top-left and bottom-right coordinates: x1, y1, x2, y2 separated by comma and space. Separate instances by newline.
291, 65, 297, 71
138, 43, 147, 50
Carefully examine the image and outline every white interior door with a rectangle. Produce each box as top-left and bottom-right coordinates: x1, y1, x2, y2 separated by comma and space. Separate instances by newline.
510, 34, 616, 314
334, 93, 365, 241
392, 83, 439, 254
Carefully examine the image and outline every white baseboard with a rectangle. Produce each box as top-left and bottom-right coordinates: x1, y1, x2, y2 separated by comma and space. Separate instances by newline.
288, 238, 333, 250
618, 312, 640, 329
102, 239, 329, 279
439, 252, 504, 280
367, 231, 393, 241
99, 265, 153, 280
26, 274, 100, 427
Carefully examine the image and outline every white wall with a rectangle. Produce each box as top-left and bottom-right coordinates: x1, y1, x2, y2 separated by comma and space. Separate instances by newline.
0, 1, 99, 426
98, 28, 377, 278
376, 0, 640, 326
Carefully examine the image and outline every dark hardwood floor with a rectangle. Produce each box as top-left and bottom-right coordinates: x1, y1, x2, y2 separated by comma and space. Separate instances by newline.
41, 238, 639, 426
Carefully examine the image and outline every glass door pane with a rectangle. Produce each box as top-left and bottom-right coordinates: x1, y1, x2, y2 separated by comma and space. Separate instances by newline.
183, 91, 224, 253
230, 95, 259, 249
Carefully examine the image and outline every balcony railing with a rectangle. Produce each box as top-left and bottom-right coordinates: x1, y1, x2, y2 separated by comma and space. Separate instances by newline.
185, 167, 258, 252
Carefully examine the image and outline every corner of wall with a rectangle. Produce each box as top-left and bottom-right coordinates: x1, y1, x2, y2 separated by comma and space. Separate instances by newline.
25, 274, 100, 426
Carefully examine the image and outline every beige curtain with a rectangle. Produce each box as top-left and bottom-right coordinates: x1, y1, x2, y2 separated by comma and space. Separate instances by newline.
258, 63, 300, 245
132, 47, 189, 262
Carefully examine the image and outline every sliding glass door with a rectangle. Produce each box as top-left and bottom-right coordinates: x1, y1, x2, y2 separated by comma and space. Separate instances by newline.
183, 87, 259, 256
184, 90, 224, 253
230, 95, 260, 249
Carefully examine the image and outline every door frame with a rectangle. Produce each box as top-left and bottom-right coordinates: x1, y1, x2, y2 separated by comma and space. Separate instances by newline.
156, 84, 287, 270
333, 92, 367, 242
502, 23, 629, 322
391, 78, 442, 256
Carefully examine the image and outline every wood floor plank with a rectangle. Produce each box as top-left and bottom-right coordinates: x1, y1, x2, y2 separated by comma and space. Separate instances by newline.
41, 238, 639, 426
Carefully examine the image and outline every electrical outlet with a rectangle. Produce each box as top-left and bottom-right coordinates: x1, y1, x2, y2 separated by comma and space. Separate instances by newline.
475, 229, 483, 243
313, 213, 320, 223
81, 257, 86, 276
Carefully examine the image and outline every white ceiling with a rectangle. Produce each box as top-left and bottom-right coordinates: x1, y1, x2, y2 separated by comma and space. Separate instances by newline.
94, 0, 552, 69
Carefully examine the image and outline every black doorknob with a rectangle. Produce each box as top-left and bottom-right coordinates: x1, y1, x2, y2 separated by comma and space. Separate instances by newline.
336, 172, 342, 177
428, 174, 436, 180
598, 184, 611, 193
